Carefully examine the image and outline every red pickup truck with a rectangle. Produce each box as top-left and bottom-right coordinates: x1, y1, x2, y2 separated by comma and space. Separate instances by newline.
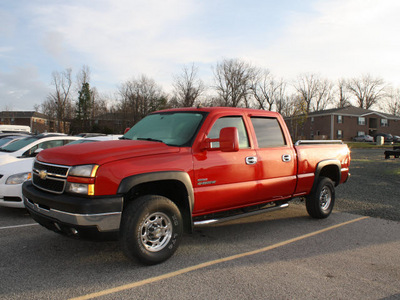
22, 107, 350, 264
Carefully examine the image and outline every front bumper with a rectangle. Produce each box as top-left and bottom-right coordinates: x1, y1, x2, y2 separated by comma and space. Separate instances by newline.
0, 182, 24, 208
22, 181, 123, 232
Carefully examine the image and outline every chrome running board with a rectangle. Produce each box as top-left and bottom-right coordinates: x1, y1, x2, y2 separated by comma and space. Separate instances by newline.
193, 203, 289, 226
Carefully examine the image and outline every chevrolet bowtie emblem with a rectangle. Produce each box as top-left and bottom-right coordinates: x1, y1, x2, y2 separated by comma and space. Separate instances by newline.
39, 170, 48, 180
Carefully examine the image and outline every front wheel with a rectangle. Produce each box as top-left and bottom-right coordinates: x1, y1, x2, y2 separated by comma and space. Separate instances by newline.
120, 195, 183, 265
306, 177, 335, 219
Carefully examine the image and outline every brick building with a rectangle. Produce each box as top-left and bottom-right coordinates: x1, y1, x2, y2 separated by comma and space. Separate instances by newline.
0, 111, 71, 134
285, 106, 400, 141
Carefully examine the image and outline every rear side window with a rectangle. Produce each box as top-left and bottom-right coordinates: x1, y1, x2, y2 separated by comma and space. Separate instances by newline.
251, 117, 286, 148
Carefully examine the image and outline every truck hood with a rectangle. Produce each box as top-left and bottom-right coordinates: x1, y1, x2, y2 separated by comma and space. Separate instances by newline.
36, 140, 181, 166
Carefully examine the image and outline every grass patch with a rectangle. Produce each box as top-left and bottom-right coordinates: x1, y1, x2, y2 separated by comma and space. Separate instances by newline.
384, 168, 400, 176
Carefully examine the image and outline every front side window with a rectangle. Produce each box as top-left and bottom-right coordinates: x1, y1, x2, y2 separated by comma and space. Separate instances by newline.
207, 116, 250, 149
251, 117, 286, 148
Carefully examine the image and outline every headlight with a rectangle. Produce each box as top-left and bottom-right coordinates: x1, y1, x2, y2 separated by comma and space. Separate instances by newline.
6, 172, 32, 185
69, 164, 98, 177
66, 164, 98, 196
65, 182, 95, 195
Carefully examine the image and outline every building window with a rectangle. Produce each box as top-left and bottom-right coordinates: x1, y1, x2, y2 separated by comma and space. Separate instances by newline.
358, 117, 366, 125
311, 117, 314, 123
337, 115, 343, 124
357, 131, 365, 136
337, 130, 343, 139
381, 119, 388, 127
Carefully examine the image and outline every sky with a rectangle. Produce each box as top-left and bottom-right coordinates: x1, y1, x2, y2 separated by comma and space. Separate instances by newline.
1, 0, 400, 111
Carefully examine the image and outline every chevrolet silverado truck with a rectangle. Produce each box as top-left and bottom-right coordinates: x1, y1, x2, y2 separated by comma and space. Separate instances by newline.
22, 107, 350, 264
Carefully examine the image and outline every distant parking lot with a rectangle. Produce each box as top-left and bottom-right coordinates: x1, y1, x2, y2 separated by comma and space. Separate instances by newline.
0, 148, 399, 299
335, 148, 400, 221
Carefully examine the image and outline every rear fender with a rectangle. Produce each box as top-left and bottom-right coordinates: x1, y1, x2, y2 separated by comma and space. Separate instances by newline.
313, 160, 341, 188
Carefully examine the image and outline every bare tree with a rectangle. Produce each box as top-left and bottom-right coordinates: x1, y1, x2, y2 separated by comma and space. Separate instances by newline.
213, 58, 258, 107
346, 74, 387, 109
118, 75, 167, 124
171, 64, 205, 107
293, 73, 321, 113
42, 68, 73, 133
336, 79, 351, 108
251, 69, 284, 111
381, 88, 400, 116
76, 65, 91, 90
282, 94, 309, 141
313, 79, 334, 111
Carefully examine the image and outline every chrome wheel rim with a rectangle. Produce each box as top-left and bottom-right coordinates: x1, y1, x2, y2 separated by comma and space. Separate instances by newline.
140, 212, 172, 252
319, 186, 332, 210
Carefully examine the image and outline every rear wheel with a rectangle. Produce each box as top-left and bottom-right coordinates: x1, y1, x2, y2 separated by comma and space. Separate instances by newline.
120, 195, 183, 265
306, 177, 335, 219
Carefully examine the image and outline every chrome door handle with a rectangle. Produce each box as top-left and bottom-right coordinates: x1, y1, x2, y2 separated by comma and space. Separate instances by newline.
282, 154, 291, 162
245, 156, 258, 165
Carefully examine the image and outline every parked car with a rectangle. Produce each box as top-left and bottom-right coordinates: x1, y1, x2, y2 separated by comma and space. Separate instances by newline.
0, 159, 33, 208
75, 133, 107, 138
67, 135, 122, 145
353, 135, 373, 142
0, 134, 81, 165
23, 107, 351, 264
0, 135, 81, 208
0, 135, 28, 148
393, 135, 400, 143
374, 133, 393, 143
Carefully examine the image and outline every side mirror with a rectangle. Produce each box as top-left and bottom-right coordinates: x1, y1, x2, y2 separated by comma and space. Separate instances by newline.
219, 127, 239, 152
124, 127, 131, 134
200, 127, 240, 152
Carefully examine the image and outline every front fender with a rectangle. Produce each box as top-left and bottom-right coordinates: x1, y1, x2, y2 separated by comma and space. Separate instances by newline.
117, 171, 195, 229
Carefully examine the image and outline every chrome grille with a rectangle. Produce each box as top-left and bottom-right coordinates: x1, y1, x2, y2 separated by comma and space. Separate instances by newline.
32, 160, 71, 194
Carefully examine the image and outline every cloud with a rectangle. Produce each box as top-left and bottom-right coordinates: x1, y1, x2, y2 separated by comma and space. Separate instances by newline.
0, 66, 51, 110
2, 0, 400, 112
29, 1, 213, 84
253, 0, 400, 85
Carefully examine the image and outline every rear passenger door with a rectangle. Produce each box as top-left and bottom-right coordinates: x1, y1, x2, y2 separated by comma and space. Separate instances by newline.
250, 117, 297, 201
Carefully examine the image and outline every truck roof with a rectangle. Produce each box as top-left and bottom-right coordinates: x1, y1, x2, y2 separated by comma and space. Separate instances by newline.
156, 106, 281, 117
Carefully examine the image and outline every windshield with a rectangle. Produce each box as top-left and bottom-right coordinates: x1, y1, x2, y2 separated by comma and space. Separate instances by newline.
123, 112, 207, 147
0, 136, 39, 152
0, 137, 13, 147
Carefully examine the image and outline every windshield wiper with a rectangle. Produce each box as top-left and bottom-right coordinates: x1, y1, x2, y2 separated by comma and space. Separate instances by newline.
119, 136, 131, 140
137, 137, 164, 143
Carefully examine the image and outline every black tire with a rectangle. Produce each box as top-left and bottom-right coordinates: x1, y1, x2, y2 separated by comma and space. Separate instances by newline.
306, 177, 335, 219
120, 195, 183, 265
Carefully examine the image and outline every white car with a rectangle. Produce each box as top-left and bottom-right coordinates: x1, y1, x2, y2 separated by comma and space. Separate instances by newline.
67, 134, 122, 144
0, 134, 81, 165
0, 135, 81, 208
0, 159, 34, 208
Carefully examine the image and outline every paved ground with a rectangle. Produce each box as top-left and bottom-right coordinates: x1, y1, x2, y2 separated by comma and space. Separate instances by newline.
335, 148, 400, 221
0, 148, 399, 299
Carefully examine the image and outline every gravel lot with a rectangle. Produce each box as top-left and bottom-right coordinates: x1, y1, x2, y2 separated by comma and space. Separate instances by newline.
335, 147, 400, 222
